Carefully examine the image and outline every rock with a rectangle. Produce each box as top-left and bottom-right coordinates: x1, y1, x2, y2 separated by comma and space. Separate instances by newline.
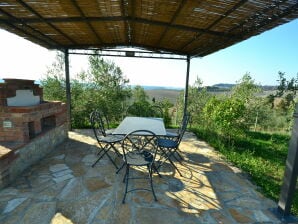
85, 178, 111, 192
22, 202, 56, 224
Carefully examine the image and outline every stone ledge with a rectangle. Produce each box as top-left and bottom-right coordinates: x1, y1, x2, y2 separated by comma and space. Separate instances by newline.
0, 123, 68, 190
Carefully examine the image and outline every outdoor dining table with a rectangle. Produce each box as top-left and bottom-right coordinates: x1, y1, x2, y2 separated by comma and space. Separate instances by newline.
112, 116, 166, 136
112, 116, 166, 176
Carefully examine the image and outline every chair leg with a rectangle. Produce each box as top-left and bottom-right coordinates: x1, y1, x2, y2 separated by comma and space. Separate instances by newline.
91, 148, 107, 167
167, 157, 183, 177
175, 148, 184, 160
157, 147, 183, 177
116, 162, 125, 174
122, 164, 128, 183
92, 145, 119, 169
111, 144, 121, 157
148, 165, 158, 201
172, 152, 183, 164
152, 163, 162, 178
122, 164, 130, 204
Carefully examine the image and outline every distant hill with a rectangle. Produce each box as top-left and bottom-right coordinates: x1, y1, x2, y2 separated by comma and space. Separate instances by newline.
145, 89, 182, 104
212, 83, 235, 89
260, 85, 278, 91
131, 85, 183, 91
204, 83, 277, 92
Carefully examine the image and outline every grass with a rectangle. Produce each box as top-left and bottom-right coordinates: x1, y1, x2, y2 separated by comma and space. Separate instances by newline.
191, 127, 298, 215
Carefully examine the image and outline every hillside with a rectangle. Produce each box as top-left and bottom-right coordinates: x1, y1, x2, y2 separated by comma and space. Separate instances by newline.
143, 84, 278, 104
205, 83, 277, 92
145, 89, 182, 104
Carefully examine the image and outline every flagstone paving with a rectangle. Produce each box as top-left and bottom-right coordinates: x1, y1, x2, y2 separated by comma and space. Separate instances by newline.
0, 129, 294, 223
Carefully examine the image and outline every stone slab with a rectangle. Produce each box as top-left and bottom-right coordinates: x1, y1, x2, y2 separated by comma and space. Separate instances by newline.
49, 164, 69, 173
2, 197, 27, 214
52, 169, 73, 178
53, 174, 74, 184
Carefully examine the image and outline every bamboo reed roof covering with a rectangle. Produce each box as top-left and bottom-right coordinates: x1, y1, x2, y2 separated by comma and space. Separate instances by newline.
0, 0, 297, 57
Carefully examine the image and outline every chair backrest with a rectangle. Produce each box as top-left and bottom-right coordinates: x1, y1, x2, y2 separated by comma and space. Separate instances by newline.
101, 112, 110, 130
121, 130, 158, 164
176, 112, 191, 145
90, 110, 107, 141
176, 112, 189, 134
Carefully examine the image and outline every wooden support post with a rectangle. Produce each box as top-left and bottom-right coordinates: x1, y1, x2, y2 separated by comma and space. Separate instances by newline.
278, 103, 298, 216
183, 55, 190, 116
64, 48, 71, 131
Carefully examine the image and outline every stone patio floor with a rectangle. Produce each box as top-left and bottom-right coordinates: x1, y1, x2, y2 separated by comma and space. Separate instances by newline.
0, 129, 294, 224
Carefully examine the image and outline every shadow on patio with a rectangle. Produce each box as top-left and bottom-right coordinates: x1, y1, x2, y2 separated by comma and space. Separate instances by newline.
0, 130, 283, 224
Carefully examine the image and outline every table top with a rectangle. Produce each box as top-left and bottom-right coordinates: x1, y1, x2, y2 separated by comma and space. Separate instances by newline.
112, 116, 166, 136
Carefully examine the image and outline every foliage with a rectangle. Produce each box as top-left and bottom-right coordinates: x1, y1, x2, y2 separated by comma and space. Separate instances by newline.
126, 86, 172, 126
274, 71, 298, 111
41, 51, 131, 128
173, 91, 185, 126
174, 76, 212, 127
231, 74, 263, 130
230, 73, 261, 103
126, 100, 151, 117
77, 53, 131, 125
203, 96, 246, 142
132, 85, 149, 102
41, 53, 66, 102
157, 98, 173, 127
187, 77, 212, 126
199, 74, 259, 143
263, 71, 298, 131
126, 85, 151, 117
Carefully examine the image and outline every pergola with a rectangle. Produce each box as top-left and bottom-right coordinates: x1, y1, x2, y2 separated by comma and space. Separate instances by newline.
1, 0, 298, 217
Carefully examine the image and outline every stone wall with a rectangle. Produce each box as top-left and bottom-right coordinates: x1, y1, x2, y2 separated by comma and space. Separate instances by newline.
0, 123, 68, 189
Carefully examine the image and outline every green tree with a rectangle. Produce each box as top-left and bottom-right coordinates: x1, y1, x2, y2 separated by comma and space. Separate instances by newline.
78, 53, 131, 124
231, 74, 262, 130
173, 76, 211, 127
157, 98, 173, 127
270, 71, 298, 131
276, 71, 298, 110
231, 73, 261, 103
41, 52, 66, 102
188, 77, 211, 126
203, 96, 246, 143
201, 74, 261, 142
41, 51, 131, 128
246, 97, 272, 131
126, 86, 150, 116
132, 85, 149, 102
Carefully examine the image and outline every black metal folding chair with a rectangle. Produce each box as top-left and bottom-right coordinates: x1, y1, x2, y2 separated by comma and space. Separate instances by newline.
90, 110, 123, 169
120, 130, 159, 203
156, 113, 191, 177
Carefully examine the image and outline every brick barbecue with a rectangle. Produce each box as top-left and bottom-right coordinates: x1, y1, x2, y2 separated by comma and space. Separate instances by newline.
0, 79, 68, 189
0, 79, 67, 143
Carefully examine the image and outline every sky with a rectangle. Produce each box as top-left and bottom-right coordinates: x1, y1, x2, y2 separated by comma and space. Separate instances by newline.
0, 18, 297, 88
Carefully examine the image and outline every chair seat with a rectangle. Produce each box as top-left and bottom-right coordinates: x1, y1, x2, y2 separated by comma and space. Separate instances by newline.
98, 135, 123, 143
157, 138, 178, 148
125, 151, 153, 166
